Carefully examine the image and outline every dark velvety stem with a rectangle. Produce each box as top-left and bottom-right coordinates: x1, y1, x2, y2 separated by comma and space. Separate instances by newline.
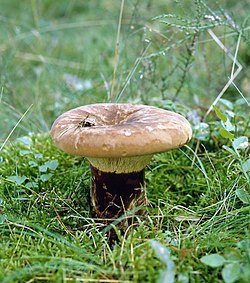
90, 165, 146, 221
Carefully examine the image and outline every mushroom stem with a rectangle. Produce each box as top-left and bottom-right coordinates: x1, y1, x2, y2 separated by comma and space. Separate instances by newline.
90, 165, 146, 222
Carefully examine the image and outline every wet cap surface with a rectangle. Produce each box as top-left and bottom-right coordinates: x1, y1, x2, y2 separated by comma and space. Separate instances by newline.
50, 103, 192, 158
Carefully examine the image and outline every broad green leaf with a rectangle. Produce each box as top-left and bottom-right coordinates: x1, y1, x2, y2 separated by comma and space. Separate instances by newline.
34, 153, 43, 159
28, 161, 38, 167
39, 160, 58, 172
16, 136, 32, 146
194, 122, 210, 141
150, 240, 175, 283
242, 159, 250, 172
213, 105, 227, 122
200, 254, 225, 267
223, 119, 235, 132
235, 98, 245, 105
236, 188, 250, 204
219, 128, 234, 140
222, 263, 241, 283
39, 165, 48, 172
19, 150, 32, 156
44, 160, 59, 170
40, 174, 53, 182
25, 182, 38, 189
0, 214, 7, 224
219, 98, 233, 109
151, 240, 174, 266
7, 175, 27, 186
178, 273, 189, 283
194, 122, 209, 130
237, 239, 250, 250
157, 269, 175, 283
232, 136, 248, 150
225, 110, 235, 118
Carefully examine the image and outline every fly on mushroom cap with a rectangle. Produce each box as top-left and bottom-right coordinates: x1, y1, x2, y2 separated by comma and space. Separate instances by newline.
50, 103, 192, 244
50, 103, 192, 158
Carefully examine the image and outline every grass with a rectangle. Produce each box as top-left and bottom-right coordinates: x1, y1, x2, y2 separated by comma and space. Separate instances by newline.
0, 0, 250, 282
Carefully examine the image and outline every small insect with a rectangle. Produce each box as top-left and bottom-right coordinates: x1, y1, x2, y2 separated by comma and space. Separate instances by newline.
78, 115, 96, 128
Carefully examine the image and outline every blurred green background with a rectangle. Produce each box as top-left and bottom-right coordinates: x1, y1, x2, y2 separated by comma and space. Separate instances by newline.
0, 0, 249, 140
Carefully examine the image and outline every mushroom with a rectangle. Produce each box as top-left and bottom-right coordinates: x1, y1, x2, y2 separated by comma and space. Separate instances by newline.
50, 103, 192, 237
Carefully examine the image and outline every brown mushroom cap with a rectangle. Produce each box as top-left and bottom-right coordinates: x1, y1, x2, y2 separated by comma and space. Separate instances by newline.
50, 103, 192, 158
